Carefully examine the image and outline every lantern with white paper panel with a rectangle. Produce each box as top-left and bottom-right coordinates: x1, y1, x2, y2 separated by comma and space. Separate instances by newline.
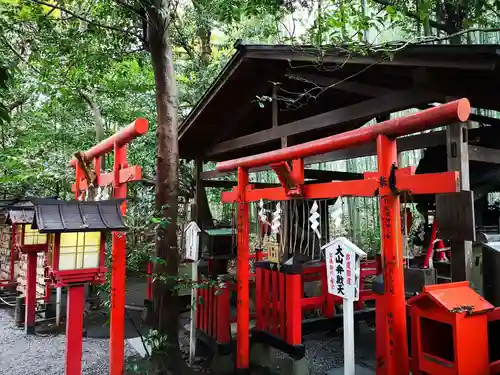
6, 204, 48, 251
32, 199, 127, 285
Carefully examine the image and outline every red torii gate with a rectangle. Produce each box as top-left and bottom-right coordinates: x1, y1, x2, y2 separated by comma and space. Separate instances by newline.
216, 99, 470, 375
69, 118, 148, 375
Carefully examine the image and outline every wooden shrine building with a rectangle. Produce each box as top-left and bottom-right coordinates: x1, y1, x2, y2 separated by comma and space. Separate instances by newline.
179, 42, 500, 284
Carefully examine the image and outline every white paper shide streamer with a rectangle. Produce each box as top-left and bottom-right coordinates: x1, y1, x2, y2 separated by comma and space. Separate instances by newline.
309, 200, 321, 239
271, 202, 281, 235
258, 199, 270, 227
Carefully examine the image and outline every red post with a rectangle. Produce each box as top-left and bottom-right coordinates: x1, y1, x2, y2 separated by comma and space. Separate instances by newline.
376, 295, 387, 375
255, 266, 263, 330
65, 284, 85, 375
110, 143, 128, 375
25, 252, 37, 334
236, 167, 250, 372
377, 135, 409, 375
216, 282, 230, 344
285, 273, 302, 345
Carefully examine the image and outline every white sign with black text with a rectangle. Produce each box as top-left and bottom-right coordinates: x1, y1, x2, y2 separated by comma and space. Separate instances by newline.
322, 237, 367, 375
184, 221, 201, 261
183, 221, 201, 365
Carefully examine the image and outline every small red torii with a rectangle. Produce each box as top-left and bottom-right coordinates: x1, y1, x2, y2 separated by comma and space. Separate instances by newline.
216, 99, 470, 375
69, 118, 148, 375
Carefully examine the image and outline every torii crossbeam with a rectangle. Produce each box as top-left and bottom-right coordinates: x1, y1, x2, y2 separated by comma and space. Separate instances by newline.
216, 99, 470, 375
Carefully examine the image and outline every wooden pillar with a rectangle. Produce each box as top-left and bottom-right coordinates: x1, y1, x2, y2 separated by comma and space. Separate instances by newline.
192, 160, 203, 225
441, 123, 474, 281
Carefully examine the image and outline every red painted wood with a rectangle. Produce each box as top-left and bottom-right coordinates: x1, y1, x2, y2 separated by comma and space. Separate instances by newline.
25, 252, 37, 334
279, 272, 285, 338
376, 295, 387, 375
377, 135, 409, 375
69, 119, 148, 166
236, 167, 250, 371
203, 286, 208, 332
65, 285, 85, 375
255, 267, 263, 330
110, 143, 128, 375
285, 274, 302, 346
208, 284, 213, 336
263, 269, 270, 330
217, 283, 231, 344
71, 166, 142, 192
216, 99, 470, 172
271, 270, 279, 335
221, 178, 379, 203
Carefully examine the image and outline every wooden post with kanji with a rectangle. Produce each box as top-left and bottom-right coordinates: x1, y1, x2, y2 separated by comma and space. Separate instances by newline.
324, 237, 366, 375
70, 118, 148, 375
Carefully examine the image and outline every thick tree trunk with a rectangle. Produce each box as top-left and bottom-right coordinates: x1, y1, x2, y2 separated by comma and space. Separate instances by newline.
147, 1, 188, 373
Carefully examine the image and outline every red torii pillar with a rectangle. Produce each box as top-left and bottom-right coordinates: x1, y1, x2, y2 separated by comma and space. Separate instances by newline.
70, 118, 148, 375
215, 99, 470, 375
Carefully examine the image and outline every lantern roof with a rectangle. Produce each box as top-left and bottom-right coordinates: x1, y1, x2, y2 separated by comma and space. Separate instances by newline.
31, 199, 128, 233
7, 209, 34, 224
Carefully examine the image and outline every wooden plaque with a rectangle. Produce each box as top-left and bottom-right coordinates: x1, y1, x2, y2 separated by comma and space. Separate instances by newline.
436, 191, 475, 241
263, 237, 280, 263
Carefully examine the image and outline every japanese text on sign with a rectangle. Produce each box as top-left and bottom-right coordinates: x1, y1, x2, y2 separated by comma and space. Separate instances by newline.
323, 237, 366, 301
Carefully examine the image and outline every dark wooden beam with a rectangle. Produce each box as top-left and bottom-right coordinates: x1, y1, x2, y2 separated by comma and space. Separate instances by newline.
203, 180, 279, 188
303, 169, 363, 181
440, 123, 473, 282
207, 90, 443, 157
201, 168, 364, 182
469, 145, 500, 164
245, 48, 496, 71
469, 113, 500, 127
290, 73, 393, 97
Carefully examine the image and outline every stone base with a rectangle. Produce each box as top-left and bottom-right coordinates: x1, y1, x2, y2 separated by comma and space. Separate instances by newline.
281, 357, 309, 375
250, 342, 274, 369
211, 353, 234, 375
327, 364, 375, 375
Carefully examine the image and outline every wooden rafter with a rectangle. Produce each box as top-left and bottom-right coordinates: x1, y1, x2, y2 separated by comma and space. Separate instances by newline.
207, 89, 444, 157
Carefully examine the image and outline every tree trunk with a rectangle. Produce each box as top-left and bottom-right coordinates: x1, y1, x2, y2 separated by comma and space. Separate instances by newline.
80, 91, 105, 143
147, 0, 188, 373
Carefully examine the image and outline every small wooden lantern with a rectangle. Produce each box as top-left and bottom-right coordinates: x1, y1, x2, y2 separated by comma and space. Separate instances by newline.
408, 281, 494, 375
7, 205, 48, 252
31, 199, 127, 286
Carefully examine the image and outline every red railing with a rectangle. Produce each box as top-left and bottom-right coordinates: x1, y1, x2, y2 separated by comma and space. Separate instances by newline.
196, 249, 267, 346
255, 259, 378, 347
196, 278, 232, 346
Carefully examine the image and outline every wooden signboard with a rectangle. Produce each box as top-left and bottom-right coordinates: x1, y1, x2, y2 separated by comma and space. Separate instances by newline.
263, 237, 280, 263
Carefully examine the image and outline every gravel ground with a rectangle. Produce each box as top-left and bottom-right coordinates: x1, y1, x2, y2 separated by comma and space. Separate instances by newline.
268, 323, 376, 375
0, 308, 138, 375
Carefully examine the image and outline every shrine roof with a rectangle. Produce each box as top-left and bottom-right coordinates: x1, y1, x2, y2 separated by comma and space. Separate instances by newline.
179, 42, 500, 162
203, 228, 233, 236
409, 281, 494, 314
31, 199, 128, 233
